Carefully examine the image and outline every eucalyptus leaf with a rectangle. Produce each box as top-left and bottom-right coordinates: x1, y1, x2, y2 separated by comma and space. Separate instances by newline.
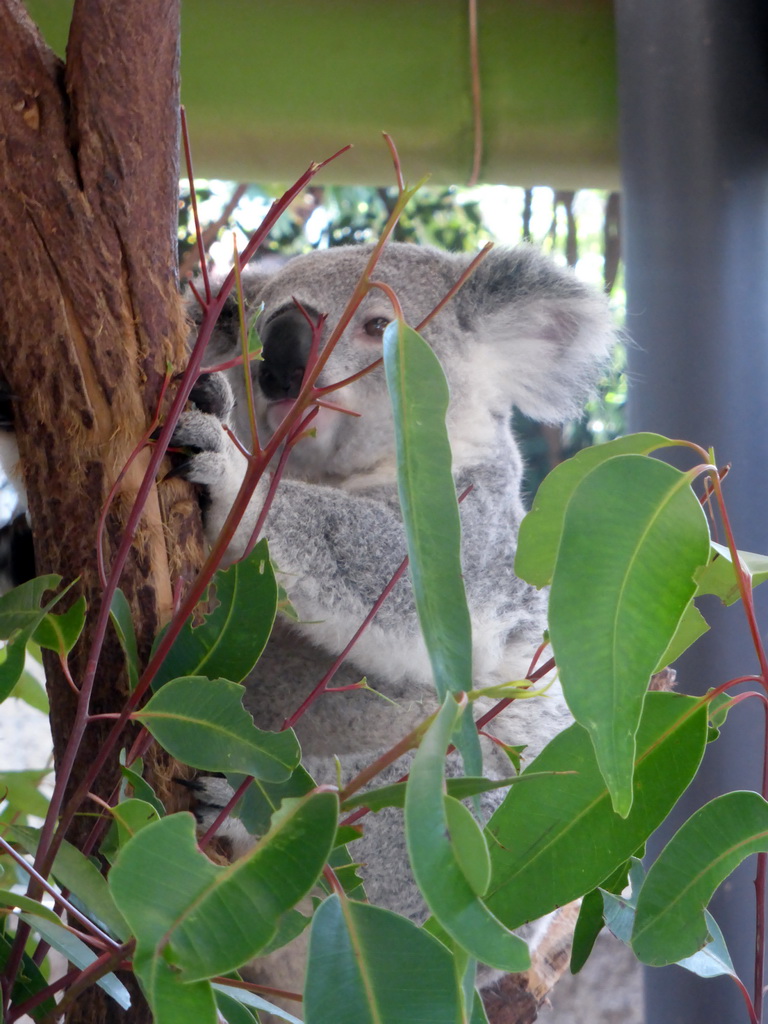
485, 693, 707, 930
214, 990, 258, 1024
101, 798, 161, 863
516, 433, 676, 589
6, 824, 127, 939
152, 539, 277, 689
0, 769, 50, 819
20, 912, 131, 1009
0, 890, 60, 925
304, 895, 459, 1024
133, 954, 217, 1024
570, 889, 605, 974
33, 595, 86, 657
227, 765, 315, 836
653, 600, 709, 672
0, 574, 62, 637
8, 667, 49, 713
570, 860, 631, 973
405, 695, 529, 972
135, 676, 300, 780
383, 319, 480, 775
110, 587, 140, 690
212, 981, 303, 1024
0, 575, 72, 700
694, 541, 768, 606
676, 912, 737, 980
632, 791, 768, 965
110, 792, 337, 981
445, 795, 491, 897
119, 764, 166, 816
549, 455, 710, 815
341, 774, 522, 814
0, 926, 57, 1019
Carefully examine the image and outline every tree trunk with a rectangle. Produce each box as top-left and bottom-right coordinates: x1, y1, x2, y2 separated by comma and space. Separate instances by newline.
0, 1, 204, 1019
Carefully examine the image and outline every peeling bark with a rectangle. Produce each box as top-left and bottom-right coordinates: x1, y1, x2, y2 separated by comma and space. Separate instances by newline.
0, 1, 204, 1020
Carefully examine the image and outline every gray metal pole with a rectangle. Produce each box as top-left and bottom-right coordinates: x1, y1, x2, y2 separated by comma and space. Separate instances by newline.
615, 1, 768, 1020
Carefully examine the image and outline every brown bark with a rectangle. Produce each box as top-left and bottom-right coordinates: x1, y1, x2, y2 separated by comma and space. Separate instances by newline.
0, 1, 204, 1020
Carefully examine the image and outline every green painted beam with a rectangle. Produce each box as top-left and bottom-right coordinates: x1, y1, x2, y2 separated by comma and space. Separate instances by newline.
25, 0, 618, 187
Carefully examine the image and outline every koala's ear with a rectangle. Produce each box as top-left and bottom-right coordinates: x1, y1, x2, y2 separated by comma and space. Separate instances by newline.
184, 270, 272, 361
453, 246, 616, 423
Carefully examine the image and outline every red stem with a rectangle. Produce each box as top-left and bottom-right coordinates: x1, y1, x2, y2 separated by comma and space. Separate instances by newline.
706, 467, 768, 1022
181, 106, 211, 304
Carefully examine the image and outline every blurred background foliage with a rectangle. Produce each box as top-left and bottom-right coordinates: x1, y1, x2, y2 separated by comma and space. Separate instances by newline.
179, 181, 625, 499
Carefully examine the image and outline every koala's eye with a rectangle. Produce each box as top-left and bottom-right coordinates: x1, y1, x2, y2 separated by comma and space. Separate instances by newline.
363, 317, 390, 339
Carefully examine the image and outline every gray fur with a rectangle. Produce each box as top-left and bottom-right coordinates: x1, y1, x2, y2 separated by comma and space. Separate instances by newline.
175, 242, 615, 996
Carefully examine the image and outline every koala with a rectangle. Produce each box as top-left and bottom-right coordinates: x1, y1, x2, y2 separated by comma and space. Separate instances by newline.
169, 241, 615, 997
0, 241, 614, 1004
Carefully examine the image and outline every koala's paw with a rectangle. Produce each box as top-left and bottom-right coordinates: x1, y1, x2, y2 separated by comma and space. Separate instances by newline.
164, 375, 244, 493
189, 372, 234, 421
162, 372, 260, 557
186, 775, 257, 859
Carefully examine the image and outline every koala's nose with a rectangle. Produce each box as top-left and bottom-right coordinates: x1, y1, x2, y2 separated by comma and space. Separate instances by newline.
258, 308, 315, 400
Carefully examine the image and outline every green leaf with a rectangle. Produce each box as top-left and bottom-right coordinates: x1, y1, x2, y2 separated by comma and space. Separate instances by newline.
632, 791, 768, 965
110, 791, 337, 981
570, 889, 605, 974
20, 912, 131, 1009
570, 859, 631, 973
0, 575, 70, 701
101, 798, 161, 862
226, 765, 315, 836
470, 989, 491, 1024
8, 667, 49, 713
212, 981, 303, 1023
152, 540, 277, 689
0, 634, 28, 703
33, 595, 86, 657
304, 895, 459, 1024
134, 955, 217, 1024
0, 769, 50, 819
0, 891, 60, 925
405, 695, 529, 972
341, 774, 522, 813
601, 861, 737, 980
676, 912, 737, 980
654, 600, 709, 671
0, 925, 57, 1019
118, 764, 166, 817
484, 693, 708, 930
694, 542, 768, 606
110, 588, 140, 691
258, 906, 312, 956
7, 824, 128, 939
383, 320, 480, 775
516, 433, 676, 588
445, 796, 491, 897
0, 574, 62, 637
215, 989, 258, 1024
548, 455, 710, 815
135, 676, 300, 780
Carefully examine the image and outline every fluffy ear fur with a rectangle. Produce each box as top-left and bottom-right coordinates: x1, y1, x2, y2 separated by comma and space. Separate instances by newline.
452, 246, 615, 423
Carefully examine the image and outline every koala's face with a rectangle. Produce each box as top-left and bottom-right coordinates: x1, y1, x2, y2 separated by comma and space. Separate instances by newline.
242, 245, 468, 483
219, 241, 614, 485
